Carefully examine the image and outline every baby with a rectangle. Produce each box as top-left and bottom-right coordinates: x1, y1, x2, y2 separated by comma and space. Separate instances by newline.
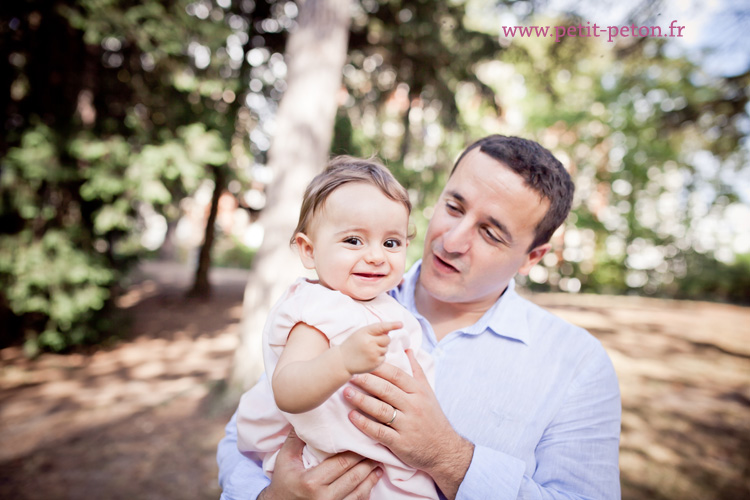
237, 156, 437, 499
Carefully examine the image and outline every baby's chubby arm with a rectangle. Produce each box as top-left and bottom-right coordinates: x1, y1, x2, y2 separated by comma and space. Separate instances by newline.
272, 321, 401, 414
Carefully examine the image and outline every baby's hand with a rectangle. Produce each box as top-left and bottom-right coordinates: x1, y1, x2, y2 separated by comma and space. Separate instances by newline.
339, 321, 400, 375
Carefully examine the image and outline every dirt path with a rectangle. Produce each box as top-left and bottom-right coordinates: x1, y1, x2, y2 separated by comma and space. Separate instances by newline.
1, 262, 748, 499
0, 261, 245, 499
532, 293, 750, 499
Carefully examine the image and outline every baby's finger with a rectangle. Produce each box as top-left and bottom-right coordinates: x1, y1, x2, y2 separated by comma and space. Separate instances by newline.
376, 334, 391, 347
367, 321, 402, 337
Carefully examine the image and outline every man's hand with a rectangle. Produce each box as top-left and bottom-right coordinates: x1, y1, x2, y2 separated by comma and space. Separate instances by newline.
343, 350, 474, 499
259, 430, 381, 500
338, 321, 400, 375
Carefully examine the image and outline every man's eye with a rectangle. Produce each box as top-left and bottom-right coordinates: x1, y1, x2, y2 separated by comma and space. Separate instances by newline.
445, 202, 461, 214
344, 237, 362, 245
483, 228, 502, 244
384, 239, 401, 249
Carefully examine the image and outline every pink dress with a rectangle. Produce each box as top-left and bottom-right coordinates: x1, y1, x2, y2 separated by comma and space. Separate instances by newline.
237, 278, 438, 499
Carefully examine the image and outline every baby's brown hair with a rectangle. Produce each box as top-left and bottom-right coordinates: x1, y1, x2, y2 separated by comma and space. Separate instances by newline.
291, 156, 412, 244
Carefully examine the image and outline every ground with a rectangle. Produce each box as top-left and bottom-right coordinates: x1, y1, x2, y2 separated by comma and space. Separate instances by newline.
1, 261, 748, 499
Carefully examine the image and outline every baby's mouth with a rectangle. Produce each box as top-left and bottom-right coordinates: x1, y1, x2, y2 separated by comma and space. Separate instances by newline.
354, 273, 386, 279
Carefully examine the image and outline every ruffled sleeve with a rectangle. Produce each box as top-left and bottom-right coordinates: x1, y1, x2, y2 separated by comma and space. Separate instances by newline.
267, 280, 367, 349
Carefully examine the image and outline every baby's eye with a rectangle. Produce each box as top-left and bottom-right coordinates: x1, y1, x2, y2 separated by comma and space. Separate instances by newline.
343, 237, 363, 246
383, 239, 402, 249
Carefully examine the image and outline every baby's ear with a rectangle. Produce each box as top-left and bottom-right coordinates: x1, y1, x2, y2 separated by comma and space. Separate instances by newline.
294, 232, 316, 270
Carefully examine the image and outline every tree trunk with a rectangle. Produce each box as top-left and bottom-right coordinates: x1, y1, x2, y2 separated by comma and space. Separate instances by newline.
188, 166, 225, 298
229, 0, 352, 390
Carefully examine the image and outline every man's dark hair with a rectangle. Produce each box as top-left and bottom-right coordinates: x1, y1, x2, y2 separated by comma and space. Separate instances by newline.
452, 135, 574, 252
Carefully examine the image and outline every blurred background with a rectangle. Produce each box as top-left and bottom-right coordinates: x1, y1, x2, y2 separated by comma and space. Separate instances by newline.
1, 0, 748, 498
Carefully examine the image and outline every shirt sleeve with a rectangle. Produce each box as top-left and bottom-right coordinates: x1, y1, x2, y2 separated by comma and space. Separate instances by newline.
456, 345, 621, 500
217, 411, 271, 500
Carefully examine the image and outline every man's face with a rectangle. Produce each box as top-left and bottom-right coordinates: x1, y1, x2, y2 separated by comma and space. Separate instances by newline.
418, 149, 551, 309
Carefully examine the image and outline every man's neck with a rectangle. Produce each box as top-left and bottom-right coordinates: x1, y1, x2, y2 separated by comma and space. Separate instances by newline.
414, 281, 505, 342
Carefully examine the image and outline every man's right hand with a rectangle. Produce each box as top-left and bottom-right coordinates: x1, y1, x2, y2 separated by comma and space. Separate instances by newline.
259, 430, 382, 500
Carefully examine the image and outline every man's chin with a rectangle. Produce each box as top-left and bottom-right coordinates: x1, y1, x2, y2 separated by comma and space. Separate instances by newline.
419, 270, 463, 300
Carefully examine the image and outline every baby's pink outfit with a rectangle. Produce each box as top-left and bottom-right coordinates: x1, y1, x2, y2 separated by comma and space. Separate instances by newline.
237, 278, 437, 499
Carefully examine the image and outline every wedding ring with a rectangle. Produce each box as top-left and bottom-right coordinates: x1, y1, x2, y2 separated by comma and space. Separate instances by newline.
386, 408, 397, 426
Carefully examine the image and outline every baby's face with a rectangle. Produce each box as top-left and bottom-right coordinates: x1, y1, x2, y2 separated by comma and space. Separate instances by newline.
302, 182, 409, 301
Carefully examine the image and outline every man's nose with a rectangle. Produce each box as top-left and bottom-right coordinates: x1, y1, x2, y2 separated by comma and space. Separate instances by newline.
442, 220, 471, 254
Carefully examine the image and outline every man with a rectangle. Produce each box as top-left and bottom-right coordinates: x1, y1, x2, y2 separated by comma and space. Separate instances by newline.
218, 135, 621, 500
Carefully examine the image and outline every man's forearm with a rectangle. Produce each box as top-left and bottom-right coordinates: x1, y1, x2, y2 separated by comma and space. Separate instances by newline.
427, 436, 474, 499
452, 347, 622, 500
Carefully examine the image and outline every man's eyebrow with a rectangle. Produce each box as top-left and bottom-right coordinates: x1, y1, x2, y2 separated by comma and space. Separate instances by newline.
449, 190, 513, 244
488, 216, 513, 244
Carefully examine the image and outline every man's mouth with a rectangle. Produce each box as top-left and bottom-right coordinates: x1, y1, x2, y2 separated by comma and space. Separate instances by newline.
432, 253, 459, 273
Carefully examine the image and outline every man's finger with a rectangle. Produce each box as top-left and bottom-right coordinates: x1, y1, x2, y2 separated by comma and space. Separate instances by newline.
345, 385, 399, 424
349, 409, 398, 444
405, 349, 428, 384
278, 429, 305, 460
341, 468, 382, 500
350, 371, 406, 409
313, 451, 368, 484
328, 459, 380, 497
367, 361, 417, 393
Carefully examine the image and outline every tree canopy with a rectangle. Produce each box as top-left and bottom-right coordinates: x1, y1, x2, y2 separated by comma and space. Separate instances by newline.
2, 0, 748, 353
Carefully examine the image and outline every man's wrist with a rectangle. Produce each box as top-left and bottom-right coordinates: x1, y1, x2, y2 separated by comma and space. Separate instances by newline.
429, 436, 474, 500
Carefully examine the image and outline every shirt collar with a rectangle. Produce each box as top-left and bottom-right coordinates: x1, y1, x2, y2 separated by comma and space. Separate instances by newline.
393, 260, 532, 346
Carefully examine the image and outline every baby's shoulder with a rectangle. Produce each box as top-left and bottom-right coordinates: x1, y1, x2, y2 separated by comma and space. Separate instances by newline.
286, 279, 357, 308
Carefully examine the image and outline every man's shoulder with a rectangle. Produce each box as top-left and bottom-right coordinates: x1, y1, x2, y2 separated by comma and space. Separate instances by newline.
512, 292, 605, 353
512, 293, 618, 388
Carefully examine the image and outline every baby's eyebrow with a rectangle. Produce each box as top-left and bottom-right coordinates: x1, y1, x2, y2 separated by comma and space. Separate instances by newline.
335, 227, 367, 236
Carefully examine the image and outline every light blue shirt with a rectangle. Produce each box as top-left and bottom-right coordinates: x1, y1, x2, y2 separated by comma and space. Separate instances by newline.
217, 262, 621, 499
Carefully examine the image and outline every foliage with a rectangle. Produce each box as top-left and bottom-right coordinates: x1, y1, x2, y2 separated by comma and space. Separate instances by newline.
2, 0, 748, 353
238, 0, 508, 264
469, 10, 750, 301
212, 234, 258, 269
1, 0, 245, 351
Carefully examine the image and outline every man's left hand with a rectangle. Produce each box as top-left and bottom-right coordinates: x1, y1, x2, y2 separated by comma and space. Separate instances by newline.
343, 349, 474, 499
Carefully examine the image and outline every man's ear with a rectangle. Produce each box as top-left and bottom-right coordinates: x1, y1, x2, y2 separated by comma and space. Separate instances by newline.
294, 232, 316, 270
518, 243, 551, 276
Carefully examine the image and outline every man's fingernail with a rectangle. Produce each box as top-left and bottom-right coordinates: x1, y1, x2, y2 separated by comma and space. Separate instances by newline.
344, 387, 353, 398
350, 412, 361, 422
375, 468, 383, 478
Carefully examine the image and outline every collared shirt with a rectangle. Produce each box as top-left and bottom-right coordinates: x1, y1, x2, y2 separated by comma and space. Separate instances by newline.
218, 262, 621, 500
